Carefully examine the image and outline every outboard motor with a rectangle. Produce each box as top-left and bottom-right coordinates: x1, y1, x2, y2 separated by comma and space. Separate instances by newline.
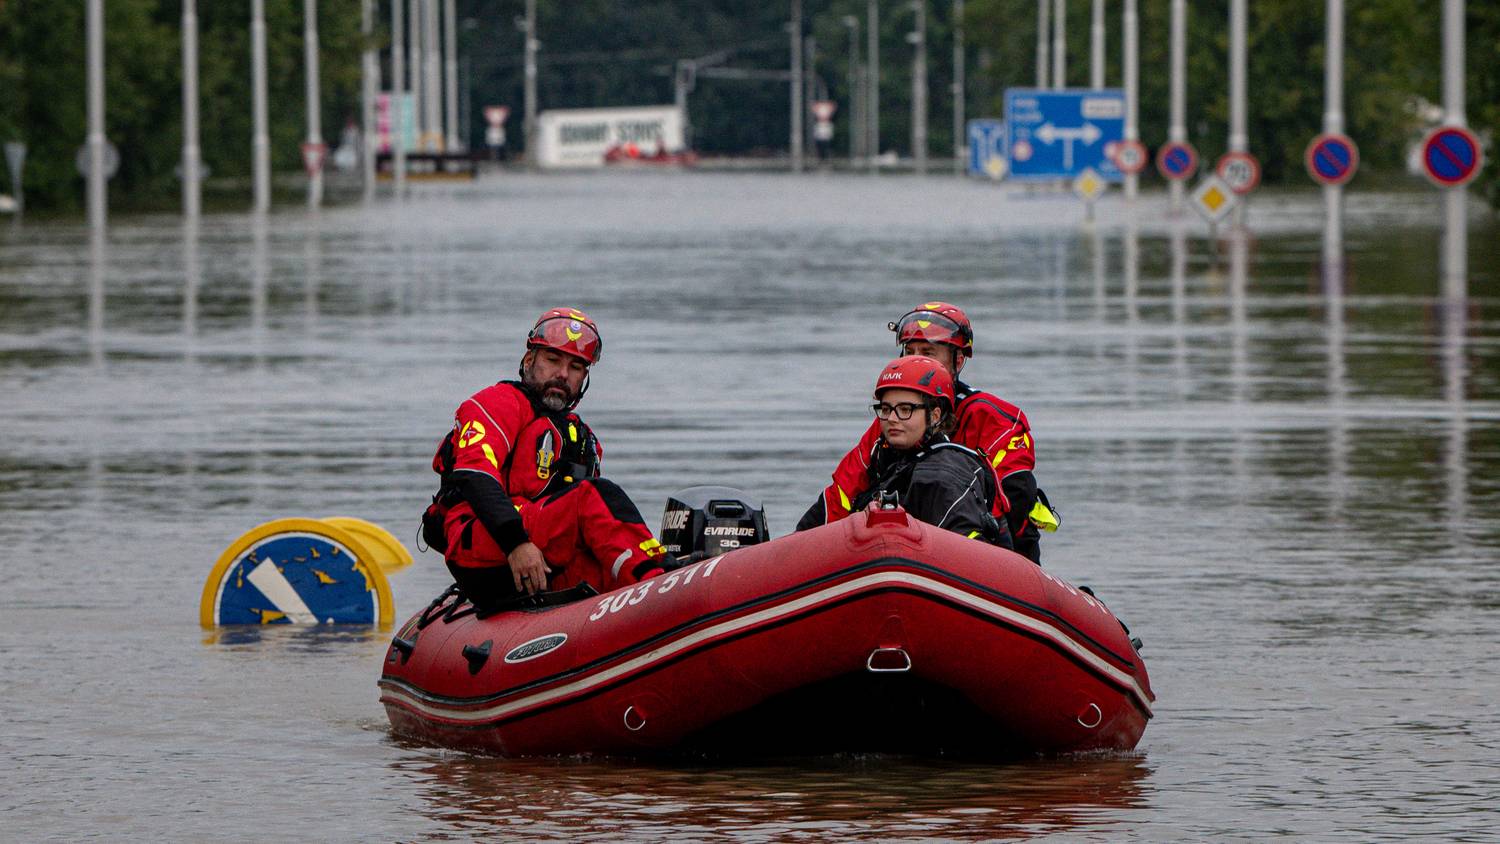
659, 486, 769, 565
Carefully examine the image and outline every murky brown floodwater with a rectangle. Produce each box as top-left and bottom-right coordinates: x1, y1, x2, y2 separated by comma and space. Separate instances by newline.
2, 172, 1498, 840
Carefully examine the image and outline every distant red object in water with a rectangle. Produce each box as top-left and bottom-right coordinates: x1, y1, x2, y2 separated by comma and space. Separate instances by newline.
603, 142, 697, 166
379, 507, 1154, 758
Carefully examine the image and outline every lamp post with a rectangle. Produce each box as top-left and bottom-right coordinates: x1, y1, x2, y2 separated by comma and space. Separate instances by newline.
868, 0, 880, 170
953, 0, 965, 175
909, 0, 927, 175
182, 0, 201, 218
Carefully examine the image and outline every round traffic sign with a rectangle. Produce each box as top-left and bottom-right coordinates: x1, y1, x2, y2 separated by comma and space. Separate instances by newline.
1112, 139, 1148, 175
1156, 141, 1198, 181
1216, 151, 1261, 195
200, 518, 395, 628
1305, 133, 1359, 186
1420, 126, 1484, 187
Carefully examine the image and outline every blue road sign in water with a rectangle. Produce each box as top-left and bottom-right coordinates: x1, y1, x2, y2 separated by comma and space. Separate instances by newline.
1004, 89, 1125, 182
967, 119, 1007, 178
1421, 126, 1483, 187
1305, 133, 1358, 186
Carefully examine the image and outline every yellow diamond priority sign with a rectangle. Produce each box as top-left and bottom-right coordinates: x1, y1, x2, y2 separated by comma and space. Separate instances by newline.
1073, 167, 1107, 203
1191, 175, 1238, 224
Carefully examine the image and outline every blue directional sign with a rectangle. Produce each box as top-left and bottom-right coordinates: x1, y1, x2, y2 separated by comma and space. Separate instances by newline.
1004, 88, 1125, 182
967, 119, 1007, 179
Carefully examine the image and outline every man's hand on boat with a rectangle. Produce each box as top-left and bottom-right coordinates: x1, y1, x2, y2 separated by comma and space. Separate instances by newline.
508, 542, 553, 595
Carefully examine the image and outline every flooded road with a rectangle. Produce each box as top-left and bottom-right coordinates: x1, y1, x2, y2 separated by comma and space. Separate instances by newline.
2, 172, 1498, 840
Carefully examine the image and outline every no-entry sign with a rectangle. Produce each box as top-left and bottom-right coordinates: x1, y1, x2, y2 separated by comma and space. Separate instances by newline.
1305, 133, 1359, 186
1420, 126, 1484, 187
1216, 151, 1261, 195
1156, 141, 1198, 181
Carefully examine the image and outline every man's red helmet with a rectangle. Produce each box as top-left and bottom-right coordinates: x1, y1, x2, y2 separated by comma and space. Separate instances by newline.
888, 301, 974, 358
527, 307, 602, 364
874, 355, 955, 410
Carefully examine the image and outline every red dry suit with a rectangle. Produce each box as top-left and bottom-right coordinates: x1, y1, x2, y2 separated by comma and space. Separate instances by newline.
798, 380, 1045, 562
429, 380, 665, 597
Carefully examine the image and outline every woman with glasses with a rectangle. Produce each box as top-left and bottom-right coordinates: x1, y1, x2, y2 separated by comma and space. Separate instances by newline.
802, 355, 1012, 547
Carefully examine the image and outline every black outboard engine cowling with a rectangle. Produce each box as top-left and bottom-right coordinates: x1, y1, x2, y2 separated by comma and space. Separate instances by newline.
660, 486, 769, 566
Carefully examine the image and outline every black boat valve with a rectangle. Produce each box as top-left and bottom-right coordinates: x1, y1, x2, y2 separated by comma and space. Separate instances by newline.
462, 639, 493, 675
389, 635, 418, 664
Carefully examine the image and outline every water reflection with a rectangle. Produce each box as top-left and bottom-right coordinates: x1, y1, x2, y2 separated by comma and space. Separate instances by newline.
395, 749, 1151, 840
1323, 250, 1349, 523
304, 214, 322, 335
183, 216, 200, 360
88, 223, 105, 366
1440, 298, 1469, 538
251, 211, 268, 358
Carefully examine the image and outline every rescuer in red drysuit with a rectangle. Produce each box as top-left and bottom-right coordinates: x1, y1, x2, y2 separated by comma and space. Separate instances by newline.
423, 308, 667, 608
847, 355, 1011, 544
796, 301, 1053, 563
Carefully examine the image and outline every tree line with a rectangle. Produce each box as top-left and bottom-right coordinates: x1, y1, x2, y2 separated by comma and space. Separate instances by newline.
0, 0, 1493, 212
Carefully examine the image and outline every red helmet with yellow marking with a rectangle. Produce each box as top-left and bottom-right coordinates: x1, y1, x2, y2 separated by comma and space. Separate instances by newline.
888, 301, 974, 358
874, 355, 955, 411
527, 307, 602, 364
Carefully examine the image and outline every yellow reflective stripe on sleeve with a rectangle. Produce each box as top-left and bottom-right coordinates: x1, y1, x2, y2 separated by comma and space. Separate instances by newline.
568, 423, 578, 443
837, 486, 851, 511
1029, 500, 1060, 532
967, 530, 981, 539
990, 450, 1005, 468
481, 443, 499, 469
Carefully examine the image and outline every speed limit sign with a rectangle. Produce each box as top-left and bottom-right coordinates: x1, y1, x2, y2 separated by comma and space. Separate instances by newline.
1215, 151, 1261, 195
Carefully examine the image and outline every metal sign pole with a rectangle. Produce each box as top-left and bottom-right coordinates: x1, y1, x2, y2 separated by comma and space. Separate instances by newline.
1052, 0, 1065, 89
911, 0, 927, 176
182, 0, 202, 219
867, 0, 880, 170
1090, 0, 1104, 89
1442, 0, 1466, 298
410, 0, 424, 149
1169, 0, 1186, 209
361, 0, 377, 201
444, 0, 459, 152
424, 0, 441, 151
844, 17, 861, 164
305, 0, 324, 208
1124, 0, 1139, 199
953, 0, 964, 176
251, 0, 271, 211
86, 0, 107, 231
1229, 0, 1247, 224
791, 0, 804, 172
523, 0, 537, 166
391, 0, 408, 195
1036, 0, 1049, 88
1322, 0, 1344, 278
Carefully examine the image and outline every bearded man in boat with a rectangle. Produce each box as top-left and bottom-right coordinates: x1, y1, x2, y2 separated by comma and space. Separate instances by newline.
796, 301, 1053, 562
423, 307, 667, 608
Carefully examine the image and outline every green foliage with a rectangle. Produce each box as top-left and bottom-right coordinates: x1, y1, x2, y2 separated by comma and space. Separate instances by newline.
0, 0, 1494, 211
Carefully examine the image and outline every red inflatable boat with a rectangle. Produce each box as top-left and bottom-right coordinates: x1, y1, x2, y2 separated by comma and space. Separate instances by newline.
379, 507, 1154, 757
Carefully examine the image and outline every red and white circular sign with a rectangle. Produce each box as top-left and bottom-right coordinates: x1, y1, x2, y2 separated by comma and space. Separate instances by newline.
1112, 140, 1148, 175
1216, 151, 1261, 195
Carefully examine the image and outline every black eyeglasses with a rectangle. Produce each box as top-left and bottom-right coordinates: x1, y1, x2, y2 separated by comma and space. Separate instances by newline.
871, 401, 925, 421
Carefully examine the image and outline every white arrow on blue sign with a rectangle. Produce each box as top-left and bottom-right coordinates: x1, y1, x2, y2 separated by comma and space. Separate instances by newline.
1004, 88, 1125, 182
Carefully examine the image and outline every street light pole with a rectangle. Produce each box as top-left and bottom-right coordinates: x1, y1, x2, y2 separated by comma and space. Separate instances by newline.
251, 0, 271, 212
868, 0, 880, 170
304, 0, 324, 208
361, 0, 377, 201
424, 0, 441, 151
953, 0, 965, 175
1036, 0, 1048, 88
524, 0, 538, 166
86, 0, 107, 230
844, 16, 861, 164
391, 0, 408, 195
1124, 0, 1139, 199
444, 0, 459, 152
1168, 0, 1187, 209
182, 0, 201, 218
1090, 0, 1104, 89
1441, 0, 1467, 298
791, 0, 804, 172
1052, 0, 1065, 89
910, 0, 927, 175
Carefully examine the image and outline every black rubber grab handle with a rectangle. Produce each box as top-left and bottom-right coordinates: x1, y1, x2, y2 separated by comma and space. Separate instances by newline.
462, 639, 493, 675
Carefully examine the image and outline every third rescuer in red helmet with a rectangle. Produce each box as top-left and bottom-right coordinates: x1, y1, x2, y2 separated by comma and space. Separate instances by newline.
421, 308, 667, 609
809, 355, 1010, 544
796, 302, 1056, 562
